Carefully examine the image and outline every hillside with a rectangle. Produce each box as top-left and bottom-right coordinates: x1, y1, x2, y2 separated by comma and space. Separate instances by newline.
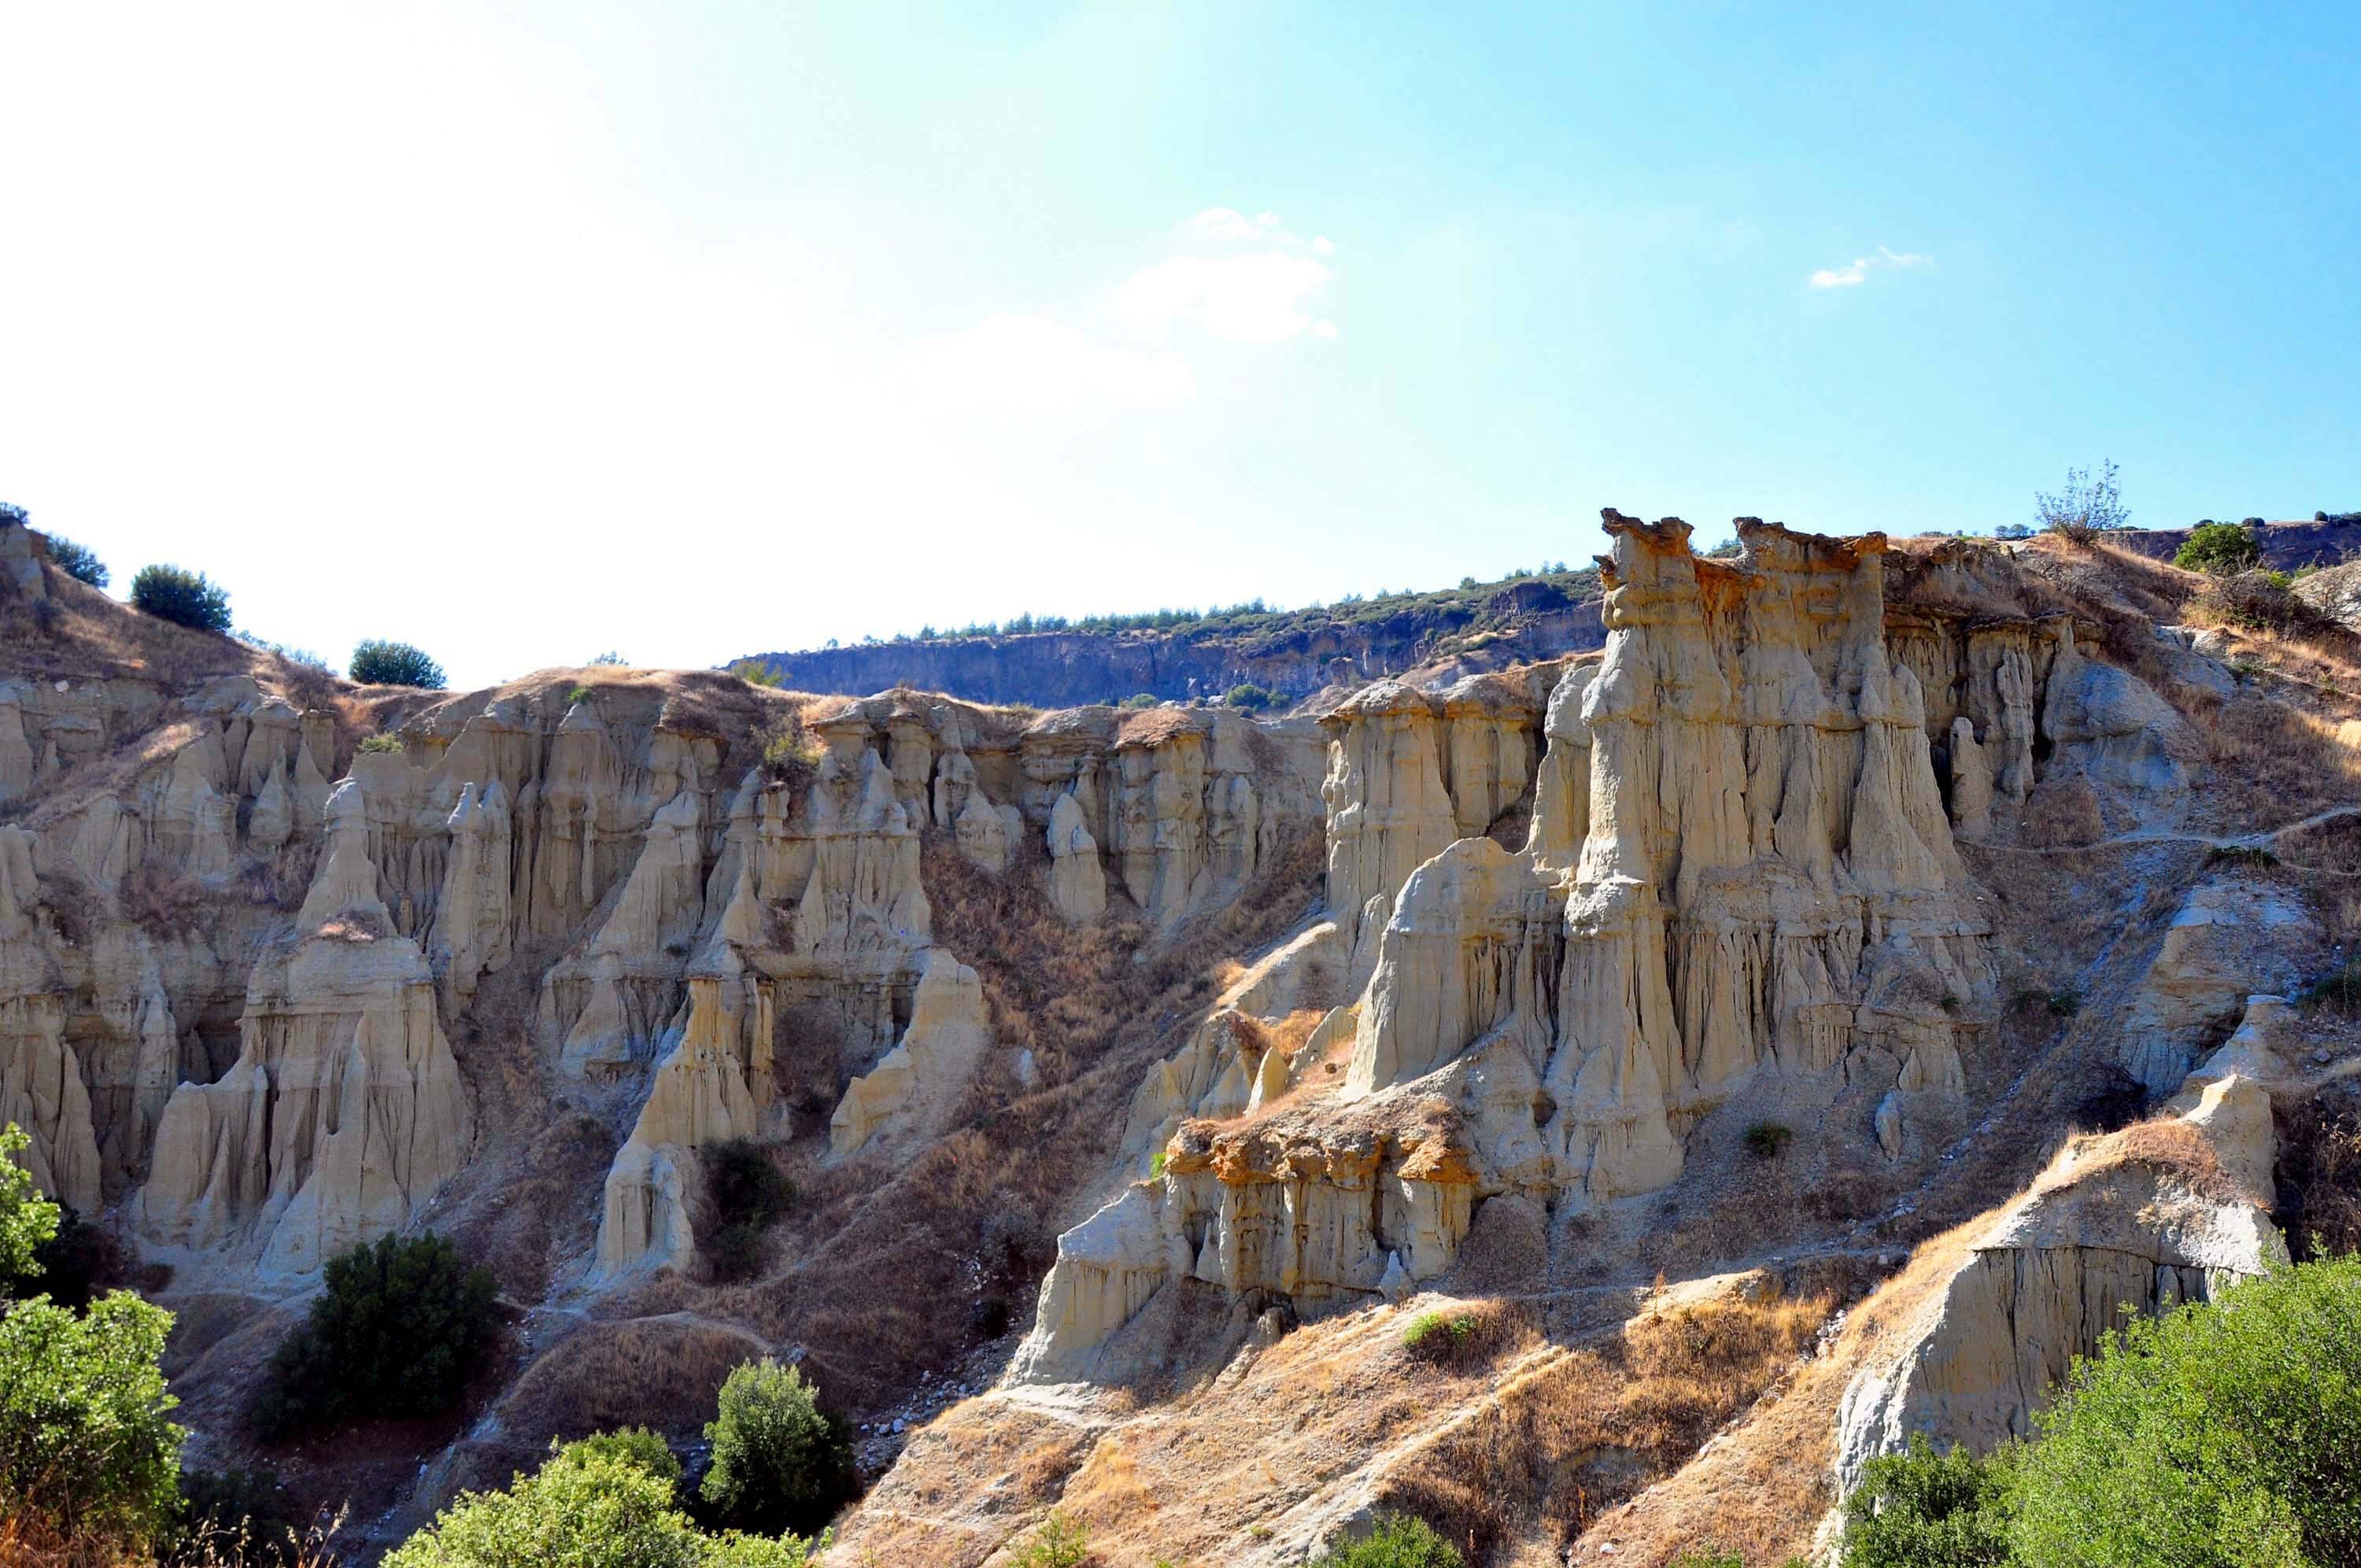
4, 507, 2361, 1565
729, 566, 1607, 709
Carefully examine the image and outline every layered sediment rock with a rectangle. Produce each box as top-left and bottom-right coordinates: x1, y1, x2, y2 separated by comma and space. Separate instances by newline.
1835, 1007, 2289, 1491
135, 781, 474, 1278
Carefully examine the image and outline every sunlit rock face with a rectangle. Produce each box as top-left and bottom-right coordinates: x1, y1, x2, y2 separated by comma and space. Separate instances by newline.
1348, 515, 1990, 1202
1014, 514, 2003, 1380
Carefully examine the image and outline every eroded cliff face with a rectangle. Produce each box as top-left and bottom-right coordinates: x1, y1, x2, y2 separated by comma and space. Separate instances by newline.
1014, 514, 2008, 1380
6, 506, 2351, 1565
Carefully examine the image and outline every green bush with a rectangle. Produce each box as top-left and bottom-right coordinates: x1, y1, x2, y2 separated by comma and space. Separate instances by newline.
1672, 1551, 1746, 1568
1224, 682, 1278, 712
129, 563, 232, 631
1743, 1122, 1794, 1160
2302, 957, 2361, 1015
1838, 1433, 2014, 1566
1401, 1310, 1474, 1359
700, 1358, 854, 1537
385, 1439, 818, 1568
1119, 692, 1160, 710
731, 660, 784, 688
27, 1205, 124, 1312
1009, 1508, 1090, 1567
0, 1123, 59, 1288
45, 535, 107, 588
358, 732, 406, 754
560, 1426, 682, 1485
758, 721, 823, 792
0, 1289, 185, 1553
1310, 1513, 1463, 1566
249, 1231, 500, 1441
700, 1139, 793, 1284
2174, 521, 2262, 576
2007, 1256, 2361, 1566
349, 639, 449, 689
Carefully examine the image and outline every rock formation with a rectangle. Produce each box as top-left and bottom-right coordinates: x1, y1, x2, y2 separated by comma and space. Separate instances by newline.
1836, 1006, 2289, 1491
135, 781, 474, 1278
830, 949, 993, 1157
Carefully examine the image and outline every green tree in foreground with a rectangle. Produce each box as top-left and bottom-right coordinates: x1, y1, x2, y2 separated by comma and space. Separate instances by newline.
700, 1358, 855, 1536
1311, 1513, 1463, 1566
250, 1230, 500, 1440
0, 1123, 186, 1556
2173, 520, 2263, 576
1839, 1256, 2361, 1567
129, 563, 233, 631
1840, 1433, 2014, 1567
349, 638, 449, 688
2008, 1255, 2361, 1567
386, 1437, 817, 1568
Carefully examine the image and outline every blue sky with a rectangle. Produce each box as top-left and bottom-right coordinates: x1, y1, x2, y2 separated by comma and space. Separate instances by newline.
2, 2, 2355, 687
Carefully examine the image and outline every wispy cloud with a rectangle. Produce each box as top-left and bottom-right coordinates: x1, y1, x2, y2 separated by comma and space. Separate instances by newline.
1121, 209, 1339, 341
1809, 246, 1931, 288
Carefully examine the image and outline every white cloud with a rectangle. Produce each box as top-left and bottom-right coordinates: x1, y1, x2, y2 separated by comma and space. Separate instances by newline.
1117, 253, 1336, 343
1809, 245, 1932, 289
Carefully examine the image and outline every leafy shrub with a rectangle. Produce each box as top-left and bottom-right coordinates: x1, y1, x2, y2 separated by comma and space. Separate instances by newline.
2201, 569, 2327, 636
45, 535, 107, 588
1702, 538, 1742, 559
700, 1358, 854, 1537
0, 1123, 59, 1289
1118, 692, 1159, 710
1310, 1514, 1463, 1566
756, 721, 823, 792
249, 1231, 500, 1441
349, 639, 448, 688
1672, 1551, 1746, 1568
699, 1139, 793, 1284
26, 1204, 125, 1312
129, 563, 232, 631
0, 1290, 185, 1554
358, 732, 405, 754
562, 1427, 682, 1485
1838, 1433, 2014, 1567
2302, 957, 2361, 1015
2034, 459, 2129, 543
2007, 1256, 2361, 1566
1008, 1509, 1090, 1567
2174, 521, 2261, 575
731, 659, 784, 688
2204, 843, 2278, 869
1993, 522, 2035, 540
2045, 988, 2082, 1017
385, 1439, 818, 1568
1743, 1122, 1794, 1160
1402, 1310, 1474, 1358
1224, 682, 1278, 711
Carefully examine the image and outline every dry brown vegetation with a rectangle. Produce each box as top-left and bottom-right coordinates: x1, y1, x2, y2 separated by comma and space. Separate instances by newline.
1381, 1287, 1833, 1562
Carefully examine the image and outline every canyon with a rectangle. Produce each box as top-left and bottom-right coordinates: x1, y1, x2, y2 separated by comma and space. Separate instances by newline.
2, 505, 2358, 1564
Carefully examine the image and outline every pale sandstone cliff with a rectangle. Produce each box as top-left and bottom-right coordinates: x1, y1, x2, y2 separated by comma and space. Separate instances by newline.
4, 505, 2355, 1565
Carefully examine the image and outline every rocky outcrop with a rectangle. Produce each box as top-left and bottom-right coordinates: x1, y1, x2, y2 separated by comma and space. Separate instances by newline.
1835, 1012, 2289, 1492
1352, 518, 1990, 1203
2116, 876, 2321, 1094
134, 781, 474, 1278
1010, 1094, 1474, 1383
829, 949, 993, 1157
0, 826, 101, 1215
